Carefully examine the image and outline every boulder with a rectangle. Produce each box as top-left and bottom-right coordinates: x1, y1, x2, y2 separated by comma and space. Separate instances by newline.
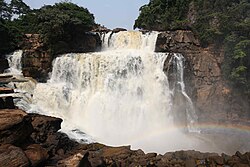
24, 144, 49, 167
0, 109, 33, 144
0, 144, 29, 167
29, 113, 62, 143
57, 151, 91, 167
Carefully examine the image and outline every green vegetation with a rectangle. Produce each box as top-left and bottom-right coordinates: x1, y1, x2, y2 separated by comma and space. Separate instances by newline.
0, 0, 29, 54
135, 0, 250, 96
134, 0, 191, 30
0, 0, 96, 55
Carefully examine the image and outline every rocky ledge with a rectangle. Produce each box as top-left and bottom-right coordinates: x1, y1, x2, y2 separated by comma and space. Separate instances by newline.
0, 109, 250, 167
0, 87, 249, 167
0, 108, 250, 167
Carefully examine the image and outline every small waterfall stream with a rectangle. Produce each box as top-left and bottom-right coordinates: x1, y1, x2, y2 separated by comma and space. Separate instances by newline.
3, 50, 36, 111
5, 50, 23, 75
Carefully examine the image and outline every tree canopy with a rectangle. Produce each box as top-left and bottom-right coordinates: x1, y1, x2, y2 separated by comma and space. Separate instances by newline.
0, 0, 96, 55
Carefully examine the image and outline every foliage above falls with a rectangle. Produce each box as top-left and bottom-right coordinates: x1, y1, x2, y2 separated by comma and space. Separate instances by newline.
0, 0, 97, 55
135, 0, 250, 96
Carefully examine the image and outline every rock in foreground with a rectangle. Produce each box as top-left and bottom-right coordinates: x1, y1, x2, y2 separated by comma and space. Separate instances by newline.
0, 109, 33, 144
0, 108, 249, 166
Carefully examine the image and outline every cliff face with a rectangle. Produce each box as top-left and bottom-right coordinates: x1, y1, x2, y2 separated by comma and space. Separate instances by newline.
21, 33, 101, 82
156, 30, 250, 123
21, 34, 51, 82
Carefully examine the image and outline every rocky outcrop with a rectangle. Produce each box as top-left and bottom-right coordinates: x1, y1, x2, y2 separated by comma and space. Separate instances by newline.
24, 144, 49, 166
0, 87, 15, 109
21, 34, 51, 82
0, 144, 30, 167
112, 28, 127, 33
0, 109, 33, 144
156, 30, 250, 123
0, 106, 249, 166
29, 113, 62, 143
92, 26, 111, 33
57, 144, 250, 167
21, 33, 101, 82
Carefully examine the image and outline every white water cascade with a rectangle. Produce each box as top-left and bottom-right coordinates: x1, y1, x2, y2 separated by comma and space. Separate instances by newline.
29, 31, 226, 153
5, 50, 23, 75
3, 50, 36, 111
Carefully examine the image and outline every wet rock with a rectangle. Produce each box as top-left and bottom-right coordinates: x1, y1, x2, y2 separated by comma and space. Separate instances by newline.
112, 28, 127, 33
0, 144, 29, 167
24, 144, 49, 166
29, 113, 62, 143
45, 132, 79, 157
0, 87, 15, 109
102, 146, 132, 158
57, 151, 91, 167
0, 109, 33, 144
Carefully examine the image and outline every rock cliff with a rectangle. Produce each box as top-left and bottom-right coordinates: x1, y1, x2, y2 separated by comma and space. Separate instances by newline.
156, 30, 250, 124
21, 33, 101, 82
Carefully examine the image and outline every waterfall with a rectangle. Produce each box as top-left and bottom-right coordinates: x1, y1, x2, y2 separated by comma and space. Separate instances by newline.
28, 31, 209, 153
3, 50, 36, 111
168, 54, 199, 132
5, 50, 23, 75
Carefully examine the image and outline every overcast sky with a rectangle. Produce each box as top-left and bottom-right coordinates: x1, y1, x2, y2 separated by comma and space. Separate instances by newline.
20, 0, 149, 30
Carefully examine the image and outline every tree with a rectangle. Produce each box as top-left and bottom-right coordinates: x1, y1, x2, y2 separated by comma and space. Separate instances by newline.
34, 2, 96, 54
134, 0, 191, 30
0, 0, 11, 20
9, 0, 30, 16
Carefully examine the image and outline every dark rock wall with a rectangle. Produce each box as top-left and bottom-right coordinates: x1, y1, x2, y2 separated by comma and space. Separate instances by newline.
0, 55, 9, 73
21, 34, 51, 82
156, 30, 250, 123
21, 33, 101, 82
